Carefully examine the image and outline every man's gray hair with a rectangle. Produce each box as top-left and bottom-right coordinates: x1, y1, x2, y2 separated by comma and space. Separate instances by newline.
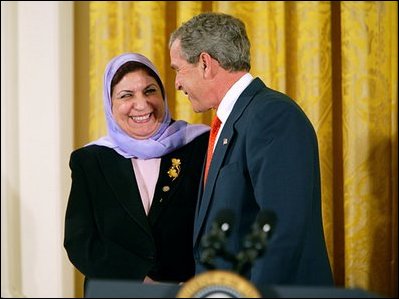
169, 12, 251, 72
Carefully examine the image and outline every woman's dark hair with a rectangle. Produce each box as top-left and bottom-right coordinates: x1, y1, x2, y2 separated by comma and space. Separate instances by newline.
110, 61, 165, 99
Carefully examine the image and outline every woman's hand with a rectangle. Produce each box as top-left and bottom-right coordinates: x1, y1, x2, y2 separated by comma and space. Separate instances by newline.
143, 276, 156, 284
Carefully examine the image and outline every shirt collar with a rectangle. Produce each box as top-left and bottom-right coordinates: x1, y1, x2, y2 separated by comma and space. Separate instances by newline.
216, 73, 254, 123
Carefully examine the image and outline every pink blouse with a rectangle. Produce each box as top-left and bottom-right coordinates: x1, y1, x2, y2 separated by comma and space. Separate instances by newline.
131, 158, 161, 215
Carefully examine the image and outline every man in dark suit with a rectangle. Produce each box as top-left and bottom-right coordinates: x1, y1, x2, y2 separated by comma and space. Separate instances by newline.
169, 12, 334, 287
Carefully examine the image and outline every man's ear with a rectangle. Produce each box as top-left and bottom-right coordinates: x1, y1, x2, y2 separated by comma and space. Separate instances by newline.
201, 52, 214, 68
199, 52, 215, 77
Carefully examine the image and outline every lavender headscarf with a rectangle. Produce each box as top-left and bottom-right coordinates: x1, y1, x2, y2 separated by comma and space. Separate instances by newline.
88, 53, 209, 159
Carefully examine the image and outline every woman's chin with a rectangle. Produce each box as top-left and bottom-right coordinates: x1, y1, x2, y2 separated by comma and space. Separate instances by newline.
128, 126, 159, 140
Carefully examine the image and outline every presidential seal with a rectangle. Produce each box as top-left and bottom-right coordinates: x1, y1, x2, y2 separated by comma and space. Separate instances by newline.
176, 270, 262, 298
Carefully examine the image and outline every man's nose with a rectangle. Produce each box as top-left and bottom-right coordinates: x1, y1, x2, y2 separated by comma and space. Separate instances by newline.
175, 78, 182, 91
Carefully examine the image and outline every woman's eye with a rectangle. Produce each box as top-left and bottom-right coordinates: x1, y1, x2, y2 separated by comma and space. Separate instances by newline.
145, 89, 156, 95
120, 93, 132, 99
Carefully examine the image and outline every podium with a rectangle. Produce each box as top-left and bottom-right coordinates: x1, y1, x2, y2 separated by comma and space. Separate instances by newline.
85, 279, 382, 298
85, 280, 180, 298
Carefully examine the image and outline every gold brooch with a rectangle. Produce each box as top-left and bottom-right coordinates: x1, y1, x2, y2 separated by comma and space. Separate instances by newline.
167, 158, 181, 181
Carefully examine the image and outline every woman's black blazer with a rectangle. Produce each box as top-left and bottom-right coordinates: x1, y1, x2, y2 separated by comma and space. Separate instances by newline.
64, 132, 209, 283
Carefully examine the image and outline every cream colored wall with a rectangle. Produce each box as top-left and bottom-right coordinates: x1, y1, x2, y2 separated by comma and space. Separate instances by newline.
1, 2, 74, 297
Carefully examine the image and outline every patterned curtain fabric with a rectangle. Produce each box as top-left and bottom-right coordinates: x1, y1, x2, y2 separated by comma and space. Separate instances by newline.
75, 1, 397, 297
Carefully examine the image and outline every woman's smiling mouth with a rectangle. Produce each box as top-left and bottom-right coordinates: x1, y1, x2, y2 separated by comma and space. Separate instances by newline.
130, 113, 152, 123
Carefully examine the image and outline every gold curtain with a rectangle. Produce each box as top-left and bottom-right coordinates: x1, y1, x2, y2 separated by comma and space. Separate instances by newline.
74, 1, 397, 297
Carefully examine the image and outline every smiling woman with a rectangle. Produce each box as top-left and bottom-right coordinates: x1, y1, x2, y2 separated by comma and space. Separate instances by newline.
63, 52, 210, 296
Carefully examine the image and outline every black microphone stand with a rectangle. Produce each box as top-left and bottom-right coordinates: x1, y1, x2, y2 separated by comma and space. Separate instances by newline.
199, 209, 276, 276
233, 219, 271, 275
200, 209, 236, 269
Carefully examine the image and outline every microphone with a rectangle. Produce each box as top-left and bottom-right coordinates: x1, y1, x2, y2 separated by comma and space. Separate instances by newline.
234, 209, 276, 275
200, 209, 235, 269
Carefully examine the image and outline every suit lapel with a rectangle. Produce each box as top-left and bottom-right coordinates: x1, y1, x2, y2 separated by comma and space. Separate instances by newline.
98, 149, 152, 236
194, 78, 266, 245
